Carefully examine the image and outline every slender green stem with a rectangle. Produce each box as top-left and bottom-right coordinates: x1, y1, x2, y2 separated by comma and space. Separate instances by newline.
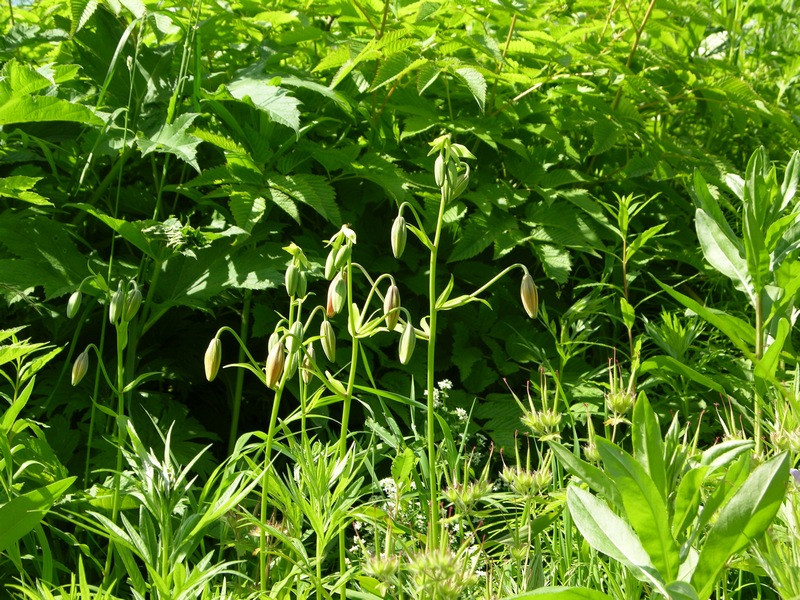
228, 290, 251, 456
426, 188, 448, 550
259, 382, 284, 592
754, 290, 763, 456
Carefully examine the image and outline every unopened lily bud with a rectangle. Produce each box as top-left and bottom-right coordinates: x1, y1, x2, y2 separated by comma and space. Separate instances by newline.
324, 250, 337, 280
302, 343, 316, 384
284, 350, 298, 380
434, 154, 446, 187
327, 271, 346, 317
204, 338, 222, 382
520, 272, 538, 319
333, 244, 351, 271
268, 331, 281, 352
398, 323, 416, 365
452, 171, 469, 198
109, 282, 125, 324
286, 321, 303, 354
391, 215, 407, 259
72, 350, 89, 386
383, 285, 401, 331
123, 285, 142, 322
285, 263, 300, 297
67, 291, 82, 319
296, 270, 307, 298
320, 320, 336, 362
446, 161, 458, 187
265, 343, 285, 389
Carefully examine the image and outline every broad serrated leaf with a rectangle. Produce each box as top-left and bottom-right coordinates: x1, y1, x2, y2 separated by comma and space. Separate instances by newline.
449, 213, 493, 262
227, 78, 302, 135
534, 243, 572, 284
137, 113, 202, 172
268, 173, 340, 225
417, 61, 441, 95
229, 191, 266, 233
589, 117, 622, 156
370, 52, 412, 91
0, 92, 103, 126
70, 0, 98, 34
0, 212, 89, 298
0, 176, 51, 206
454, 67, 486, 112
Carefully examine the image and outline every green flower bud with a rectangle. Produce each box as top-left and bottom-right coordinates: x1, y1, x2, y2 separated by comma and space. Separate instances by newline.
452, 171, 469, 198
327, 271, 346, 318
123, 285, 142, 322
285, 263, 300, 297
302, 343, 316, 384
265, 343, 285, 389
434, 154, 446, 187
520, 272, 538, 319
109, 282, 125, 324
72, 350, 89, 386
296, 270, 307, 298
391, 215, 407, 259
324, 246, 338, 280
67, 291, 82, 319
286, 321, 303, 355
333, 243, 351, 271
398, 323, 416, 365
320, 320, 336, 363
383, 284, 401, 331
284, 350, 298, 380
204, 338, 222, 382
268, 331, 281, 352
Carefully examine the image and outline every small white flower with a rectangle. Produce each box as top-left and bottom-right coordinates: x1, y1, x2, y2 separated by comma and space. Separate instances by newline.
438, 379, 453, 390
455, 407, 468, 422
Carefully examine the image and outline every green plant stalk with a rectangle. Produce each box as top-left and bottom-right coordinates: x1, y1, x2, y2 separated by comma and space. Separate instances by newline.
426, 187, 448, 550
338, 258, 360, 600
754, 290, 764, 456
102, 322, 128, 586
228, 290, 251, 456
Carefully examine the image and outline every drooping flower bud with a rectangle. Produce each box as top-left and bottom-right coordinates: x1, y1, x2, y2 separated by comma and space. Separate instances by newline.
286, 321, 303, 355
452, 171, 469, 199
265, 343, 285, 389
109, 281, 125, 324
67, 291, 82, 319
324, 250, 337, 280
520, 272, 538, 319
204, 338, 222, 382
302, 343, 316, 384
383, 284, 401, 331
320, 320, 336, 363
123, 284, 142, 322
434, 154, 446, 187
333, 243, 351, 271
71, 350, 89, 386
326, 271, 346, 318
398, 323, 416, 365
284, 350, 298, 380
391, 215, 407, 259
296, 270, 307, 298
268, 331, 281, 352
285, 263, 300, 297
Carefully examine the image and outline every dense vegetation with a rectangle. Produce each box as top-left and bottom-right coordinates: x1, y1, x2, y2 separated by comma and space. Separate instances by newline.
1, 0, 799, 597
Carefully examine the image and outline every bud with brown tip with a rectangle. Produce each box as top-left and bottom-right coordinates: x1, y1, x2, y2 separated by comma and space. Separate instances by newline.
383, 284, 401, 331
67, 291, 82, 319
72, 350, 89, 386
520, 272, 538, 319
391, 215, 407, 259
123, 284, 142, 322
204, 338, 222, 382
320, 320, 336, 363
327, 271, 346, 317
398, 323, 416, 365
265, 343, 285, 389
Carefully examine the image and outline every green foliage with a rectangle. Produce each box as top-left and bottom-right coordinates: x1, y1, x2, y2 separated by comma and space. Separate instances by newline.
1, 0, 800, 596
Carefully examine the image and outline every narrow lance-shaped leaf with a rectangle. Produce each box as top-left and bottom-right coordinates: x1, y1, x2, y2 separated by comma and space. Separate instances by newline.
566, 485, 668, 594
596, 438, 681, 582
692, 452, 790, 599
695, 209, 755, 307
